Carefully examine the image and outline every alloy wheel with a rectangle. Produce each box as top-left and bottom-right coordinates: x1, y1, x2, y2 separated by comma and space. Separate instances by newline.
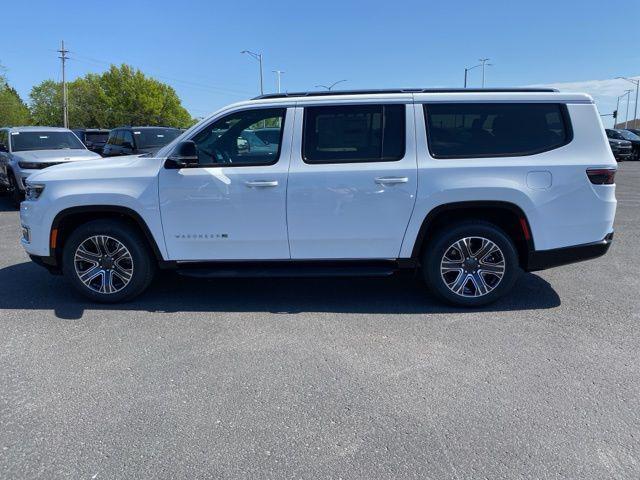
440, 236, 506, 298
74, 235, 134, 294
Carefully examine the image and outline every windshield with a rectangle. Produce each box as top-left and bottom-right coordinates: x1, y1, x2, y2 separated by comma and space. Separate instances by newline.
11, 131, 86, 152
618, 130, 640, 141
133, 128, 181, 149
85, 132, 109, 143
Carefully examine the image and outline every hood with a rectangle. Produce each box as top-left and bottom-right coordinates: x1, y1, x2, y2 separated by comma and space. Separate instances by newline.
609, 139, 630, 146
12, 149, 101, 163
27, 154, 155, 183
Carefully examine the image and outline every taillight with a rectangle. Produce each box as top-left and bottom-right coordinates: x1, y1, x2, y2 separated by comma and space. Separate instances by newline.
586, 168, 616, 185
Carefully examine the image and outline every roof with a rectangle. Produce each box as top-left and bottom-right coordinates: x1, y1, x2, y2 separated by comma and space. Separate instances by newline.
253, 88, 559, 100
114, 126, 182, 130
4, 126, 73, 132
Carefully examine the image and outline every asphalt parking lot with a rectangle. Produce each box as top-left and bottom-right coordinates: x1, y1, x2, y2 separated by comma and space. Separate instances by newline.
1, 163, 639, 479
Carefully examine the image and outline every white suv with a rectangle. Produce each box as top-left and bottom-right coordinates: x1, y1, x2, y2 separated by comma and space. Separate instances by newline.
19, 89, 617, 306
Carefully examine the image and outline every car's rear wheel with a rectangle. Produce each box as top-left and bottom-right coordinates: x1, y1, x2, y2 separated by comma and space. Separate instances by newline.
422, 221, 520, 307
62, 220, 155, 303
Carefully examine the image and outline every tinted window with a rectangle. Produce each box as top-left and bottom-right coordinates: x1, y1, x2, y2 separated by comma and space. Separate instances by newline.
191, 108, 286, 166
122, 130, 135, 148
10, 131, 86, 152
618, 130, 640, 141
424, 103, 571, 158
134, 128, 181, 149
303, 104, 405, 163
85, 132, 109, 143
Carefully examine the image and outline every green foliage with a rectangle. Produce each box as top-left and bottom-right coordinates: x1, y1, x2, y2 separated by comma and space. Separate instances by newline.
0, 64, 32, 126
29, 64, 196, 128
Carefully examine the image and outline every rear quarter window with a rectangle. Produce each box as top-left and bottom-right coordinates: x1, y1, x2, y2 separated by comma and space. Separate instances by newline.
424, 103, 572, 158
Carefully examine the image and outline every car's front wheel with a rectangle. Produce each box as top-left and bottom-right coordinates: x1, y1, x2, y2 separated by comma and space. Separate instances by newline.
422, 221, 520, 307
62, 220, 155, 303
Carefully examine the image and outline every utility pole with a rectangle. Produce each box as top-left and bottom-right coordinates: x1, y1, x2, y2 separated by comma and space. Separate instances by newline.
241, 50, 263, 95
57, 40, 69, 128
272, 70, 284, 93
618, 77, 640, 129
479, 58, 492, 88
615, 95, 621, 128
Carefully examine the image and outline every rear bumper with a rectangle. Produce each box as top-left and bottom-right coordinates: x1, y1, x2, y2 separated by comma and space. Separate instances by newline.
525, 233, 613, 272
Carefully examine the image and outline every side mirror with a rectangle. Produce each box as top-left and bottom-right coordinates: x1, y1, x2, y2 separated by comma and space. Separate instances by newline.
0, 143, 7, 153
165, 140, 199, 168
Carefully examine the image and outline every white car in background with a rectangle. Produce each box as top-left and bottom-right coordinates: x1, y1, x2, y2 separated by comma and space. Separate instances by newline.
0, 126, 101, 205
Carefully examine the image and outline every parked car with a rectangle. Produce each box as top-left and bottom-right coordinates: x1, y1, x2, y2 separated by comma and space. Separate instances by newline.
102, 126, 181, 157
20, 88, 616, 306
606, 129, 640, 160
608, 137, 633, 161
72, 128, 110, 155
0, 126, 101, 205
624, 128, 640, 138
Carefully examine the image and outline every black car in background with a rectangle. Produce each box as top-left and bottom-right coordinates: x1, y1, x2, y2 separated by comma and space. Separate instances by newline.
102, 127, 182, 157
607, 137, 633, 161
72, 129, 110, 155
606, 129, 640, 160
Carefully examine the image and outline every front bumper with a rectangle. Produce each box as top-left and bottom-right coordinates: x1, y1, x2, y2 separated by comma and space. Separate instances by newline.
525, 232, 613, 272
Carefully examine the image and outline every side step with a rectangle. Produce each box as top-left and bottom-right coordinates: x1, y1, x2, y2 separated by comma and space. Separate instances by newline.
175, 260, 408, 279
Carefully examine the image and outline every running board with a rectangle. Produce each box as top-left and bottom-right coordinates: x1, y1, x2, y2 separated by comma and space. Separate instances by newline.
175, 260, 409, 279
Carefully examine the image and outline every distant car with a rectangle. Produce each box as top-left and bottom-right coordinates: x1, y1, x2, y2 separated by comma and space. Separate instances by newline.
625, 128, 640, 137
0, 126, 101, 205
102, 127, 182, 157
72, 129, 110, 155
606, 129, 640, 160
608, 137, 632, 161
239, 127, 282, 154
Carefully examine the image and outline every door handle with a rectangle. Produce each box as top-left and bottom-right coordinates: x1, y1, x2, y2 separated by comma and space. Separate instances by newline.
245, 180, 279, 188
374, 176, 409, 185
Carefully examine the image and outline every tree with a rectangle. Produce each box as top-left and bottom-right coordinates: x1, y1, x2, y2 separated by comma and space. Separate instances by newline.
29, 64, 195, 128
0, 63, 31, 126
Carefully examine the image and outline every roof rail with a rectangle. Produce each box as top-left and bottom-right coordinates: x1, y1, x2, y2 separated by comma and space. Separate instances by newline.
253, 87, 559, 100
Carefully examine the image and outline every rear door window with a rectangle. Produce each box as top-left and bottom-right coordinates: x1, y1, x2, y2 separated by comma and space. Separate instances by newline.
303, 104, 405, 163
424, 103, 572, 158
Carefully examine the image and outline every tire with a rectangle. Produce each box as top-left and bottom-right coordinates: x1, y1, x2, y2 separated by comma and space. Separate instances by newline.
422, 221, 520, 307
7, 172, 23, 208
62, 219, 156, 303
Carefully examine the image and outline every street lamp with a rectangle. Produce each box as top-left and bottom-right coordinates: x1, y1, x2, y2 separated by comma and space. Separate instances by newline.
241, 50, 264, 95
479, 58, 493, 88
623, 89, 633, 128
617, 77, 640, 129
272, 70, 285, 93
464, 64, 481, 88
315, 80, 347, 90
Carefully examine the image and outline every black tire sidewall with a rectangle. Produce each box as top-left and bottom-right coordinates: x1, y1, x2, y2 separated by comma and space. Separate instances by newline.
422, 222, 520, 307
62, 220, 154, 303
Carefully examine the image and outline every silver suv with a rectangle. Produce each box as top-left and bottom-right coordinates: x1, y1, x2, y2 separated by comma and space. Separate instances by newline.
0, 126, 101, 206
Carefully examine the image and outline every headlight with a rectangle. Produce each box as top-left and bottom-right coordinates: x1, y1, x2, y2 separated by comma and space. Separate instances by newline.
18, 161, 45, 170
25, 183, 45, 201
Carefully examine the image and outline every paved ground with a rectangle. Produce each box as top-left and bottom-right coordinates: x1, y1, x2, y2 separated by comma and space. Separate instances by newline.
1, 163, 639, 479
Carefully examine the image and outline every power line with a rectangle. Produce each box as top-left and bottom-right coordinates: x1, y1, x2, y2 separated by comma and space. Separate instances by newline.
68, 53, 252, 96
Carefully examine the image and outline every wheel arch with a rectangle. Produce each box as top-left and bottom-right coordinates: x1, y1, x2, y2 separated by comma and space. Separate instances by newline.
50, 205, 166, 268
410, 201, 535, 268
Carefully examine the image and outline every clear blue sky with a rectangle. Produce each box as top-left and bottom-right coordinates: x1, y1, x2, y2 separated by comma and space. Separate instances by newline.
1, 0, 639, 118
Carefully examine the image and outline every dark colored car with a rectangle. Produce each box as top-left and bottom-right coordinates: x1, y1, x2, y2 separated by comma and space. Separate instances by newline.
608, 137, 633, 161
606, 129, 640, 160
102, 126, 182, 157
72, 129, 110, 155
625, 128, 640, 137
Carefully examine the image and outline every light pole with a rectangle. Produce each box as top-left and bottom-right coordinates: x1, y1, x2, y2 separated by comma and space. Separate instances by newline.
315, 80, 347, 91
272, 70, 284, 93
241, 50, 263, 95
464, 64, 481, 88
618, 77, 640, 128
478, 58, 493, 88
615, 95, 621, 128
624, 89, 632, 128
